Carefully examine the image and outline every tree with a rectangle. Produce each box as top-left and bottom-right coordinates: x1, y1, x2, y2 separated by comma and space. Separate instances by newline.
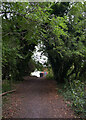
40, 2, 86, 82
2, 2, 39, 80
2, 2, 86, 84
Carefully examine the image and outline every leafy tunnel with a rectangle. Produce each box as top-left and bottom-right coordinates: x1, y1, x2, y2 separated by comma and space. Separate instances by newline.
2, 2, 86, 84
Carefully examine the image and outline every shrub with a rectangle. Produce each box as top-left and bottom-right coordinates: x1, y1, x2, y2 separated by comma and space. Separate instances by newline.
59, 80, 86, 118
46, 68, 54, 80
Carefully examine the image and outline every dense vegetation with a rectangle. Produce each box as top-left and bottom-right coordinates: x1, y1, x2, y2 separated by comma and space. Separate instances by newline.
1, 2, 86, 117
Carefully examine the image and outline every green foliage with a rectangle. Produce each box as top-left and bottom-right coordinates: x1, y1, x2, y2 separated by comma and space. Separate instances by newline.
40, 2, 86, 83
2, 2, 85, 83
1, 2, 86, 117
2, 2, 39, 81
46, 68, 54, 80
2, 80, 11, 93
28, 59, 36, 75
60, 80, 86, 117
34, 61, 44, 71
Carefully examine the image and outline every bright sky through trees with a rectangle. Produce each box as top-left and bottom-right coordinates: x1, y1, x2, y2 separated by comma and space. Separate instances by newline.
32, 44, 48, 65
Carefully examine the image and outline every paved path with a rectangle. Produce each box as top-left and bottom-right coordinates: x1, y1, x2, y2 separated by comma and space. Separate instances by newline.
3, 76, 75, 118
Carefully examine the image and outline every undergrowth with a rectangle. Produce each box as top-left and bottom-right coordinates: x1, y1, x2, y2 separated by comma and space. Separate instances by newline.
2, 80, 12, 93
57, 80, 86, 118
2, 79, 23, 93
46, 68, 54, 80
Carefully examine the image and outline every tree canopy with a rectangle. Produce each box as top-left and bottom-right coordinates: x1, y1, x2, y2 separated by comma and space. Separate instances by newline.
1, 2, 86, 83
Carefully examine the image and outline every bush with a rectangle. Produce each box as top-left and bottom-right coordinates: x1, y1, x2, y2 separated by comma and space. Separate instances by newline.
59, 80, 86, 118
46, 68, 54, 80
70, 80, 86, 116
